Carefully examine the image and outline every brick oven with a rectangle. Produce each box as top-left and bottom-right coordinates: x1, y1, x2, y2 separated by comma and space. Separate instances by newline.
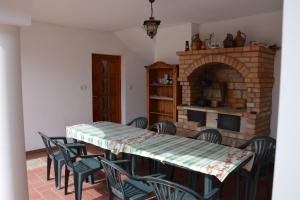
176, 46, 276, 146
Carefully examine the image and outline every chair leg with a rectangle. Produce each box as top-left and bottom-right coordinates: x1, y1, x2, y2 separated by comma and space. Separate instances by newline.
64, 168, 70, 195
88, 174, 95, 184
47, 157, 52, 180
219, 183, 224, 199
122, 153, 127, 160
265, 177, 272, 200
148, 160, 153, 174
250, 174, 260, 200
167, 166, 175, 181
235, 173, 240, 200
105, 150, 110, 160
245, 178, 252, 200
106, 182, 113, 200
56, 161, 64, 189
154, 161, 160, 173
216, 190, 221, 200
191, 172, 198, 191
54, 160, 59, 189
74, 174, 83, 200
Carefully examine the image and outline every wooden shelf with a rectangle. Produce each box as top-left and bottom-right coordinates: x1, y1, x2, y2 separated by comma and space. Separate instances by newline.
150, 84, 173, 87
146, 61, 181, 126
150, 112, 173, 117
150, 95, 173, 101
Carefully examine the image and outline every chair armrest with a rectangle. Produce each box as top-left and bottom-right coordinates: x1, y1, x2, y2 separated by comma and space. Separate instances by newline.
189, 132, 201, 139
238, 140, 251, 149
149, 124, 157, 132
51, 137, 67, 144
66, 143, 86, 148
81, 154, 105, 160
66, 143, 87, 155
112, 159, 131, 165
126, 120, 134, 126
187, 136, 195, 139
142, 173, 167, 179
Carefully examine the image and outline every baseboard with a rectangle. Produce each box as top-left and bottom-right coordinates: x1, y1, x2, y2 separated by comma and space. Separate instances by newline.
26, 141, 89, 156
26, 148, 46, 156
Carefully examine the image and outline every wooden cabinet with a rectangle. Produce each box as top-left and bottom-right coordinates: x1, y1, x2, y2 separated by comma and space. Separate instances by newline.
146, 61, 181, 126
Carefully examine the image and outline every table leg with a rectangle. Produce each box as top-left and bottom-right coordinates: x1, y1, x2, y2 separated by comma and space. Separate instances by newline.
191, 172, 198, 191
131, 155, 137, 176
105, 150, 110, 160
204, 174, 213, 199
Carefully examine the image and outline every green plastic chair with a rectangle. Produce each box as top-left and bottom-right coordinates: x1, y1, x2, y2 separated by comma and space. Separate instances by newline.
38, 132, 87, 189
236, 136, 276, 200
54, 141, 105, 200
101, 158, 165, 200
126, 117, 148, 129
141, 176, 220, 200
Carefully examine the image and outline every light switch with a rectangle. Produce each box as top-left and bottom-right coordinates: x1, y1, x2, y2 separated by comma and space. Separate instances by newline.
80, 85, 87, 91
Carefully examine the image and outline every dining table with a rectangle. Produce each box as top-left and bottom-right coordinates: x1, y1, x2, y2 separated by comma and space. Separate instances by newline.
66, 121, 254, 199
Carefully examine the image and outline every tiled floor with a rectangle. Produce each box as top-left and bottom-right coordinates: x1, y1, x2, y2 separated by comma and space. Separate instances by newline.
27, 145, 273, 200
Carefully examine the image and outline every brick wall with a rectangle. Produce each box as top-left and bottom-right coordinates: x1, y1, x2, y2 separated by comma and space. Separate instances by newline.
176, 46, 276, 145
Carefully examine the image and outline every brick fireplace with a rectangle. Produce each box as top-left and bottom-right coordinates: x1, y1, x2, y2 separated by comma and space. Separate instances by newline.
176, 46, 276, 146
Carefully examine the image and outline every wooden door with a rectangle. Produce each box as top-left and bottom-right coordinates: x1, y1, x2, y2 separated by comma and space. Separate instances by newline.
92, 54, 121, 123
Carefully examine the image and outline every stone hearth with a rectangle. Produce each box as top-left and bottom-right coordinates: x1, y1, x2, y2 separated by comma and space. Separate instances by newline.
176, 46, 276, 146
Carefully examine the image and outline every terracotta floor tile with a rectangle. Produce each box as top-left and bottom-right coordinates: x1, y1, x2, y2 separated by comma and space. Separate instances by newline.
29, 189, 44, 200
26, 144, 273, 200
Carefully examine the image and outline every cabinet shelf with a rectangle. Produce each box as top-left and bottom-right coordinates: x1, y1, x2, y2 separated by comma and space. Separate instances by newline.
150, 84, 173, 87
150, 95, 173, 101
150, 112, 173, 117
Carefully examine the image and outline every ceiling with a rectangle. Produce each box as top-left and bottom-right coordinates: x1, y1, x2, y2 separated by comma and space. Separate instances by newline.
32, 0, 282, 32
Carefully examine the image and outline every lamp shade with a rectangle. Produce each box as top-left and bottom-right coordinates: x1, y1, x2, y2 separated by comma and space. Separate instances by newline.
143, 17, 161, 39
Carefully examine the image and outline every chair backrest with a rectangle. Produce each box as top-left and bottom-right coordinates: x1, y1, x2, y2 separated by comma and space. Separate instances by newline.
38, 132, 55, 157
127, 117, 148, 129
101, 159, 132, 200
239, 136, 276, 167
53, 141, 75, 171
151, 120, 176, 135
194, 129, 222, 144
142, 177, 203, 200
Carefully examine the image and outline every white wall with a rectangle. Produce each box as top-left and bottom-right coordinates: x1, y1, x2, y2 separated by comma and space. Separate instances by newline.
272, 1, 300, 199
154, 11, 282, 137
21, 22, 147, 151
114, 27, 155, 63
155, 23, 193, 63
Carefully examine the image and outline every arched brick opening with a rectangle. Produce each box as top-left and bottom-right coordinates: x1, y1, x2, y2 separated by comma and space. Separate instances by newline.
184, 55, 250, 79
180, 55, 251, 110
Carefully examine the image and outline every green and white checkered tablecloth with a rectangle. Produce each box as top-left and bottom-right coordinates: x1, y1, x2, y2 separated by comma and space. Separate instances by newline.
66, 121, 253, 182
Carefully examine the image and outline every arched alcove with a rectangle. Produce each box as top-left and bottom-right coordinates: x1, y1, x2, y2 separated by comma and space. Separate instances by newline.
187, 62, 247, 109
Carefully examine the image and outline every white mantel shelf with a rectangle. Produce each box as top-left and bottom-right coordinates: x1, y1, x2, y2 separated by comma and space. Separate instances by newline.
177, 105, 246, 116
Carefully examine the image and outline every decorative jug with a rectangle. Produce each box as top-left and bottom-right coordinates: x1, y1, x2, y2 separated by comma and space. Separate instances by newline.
234, 31, 246, 47
191, 33, 202, 50
223, 33, 234, 48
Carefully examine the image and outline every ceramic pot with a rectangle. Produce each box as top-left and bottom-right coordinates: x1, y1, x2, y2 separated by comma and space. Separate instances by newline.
211, 100, 219, 108
197, 99, 210, 107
